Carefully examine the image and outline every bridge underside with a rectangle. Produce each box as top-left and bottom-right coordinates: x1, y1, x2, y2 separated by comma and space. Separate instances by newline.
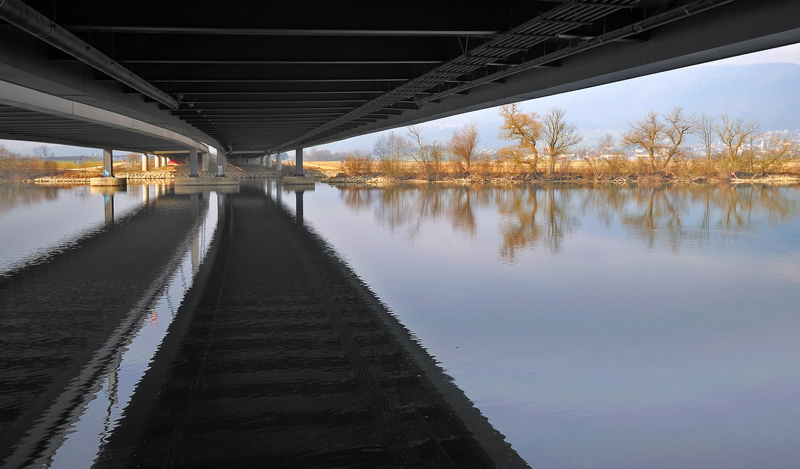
0, 0, 799, 156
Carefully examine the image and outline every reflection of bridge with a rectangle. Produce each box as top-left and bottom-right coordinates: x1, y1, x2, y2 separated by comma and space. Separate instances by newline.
2, 0, 799, 177
0, 185, 530, 468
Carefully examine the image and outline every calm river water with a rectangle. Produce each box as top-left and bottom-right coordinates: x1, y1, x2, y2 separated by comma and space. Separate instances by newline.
2, 181, 799, 468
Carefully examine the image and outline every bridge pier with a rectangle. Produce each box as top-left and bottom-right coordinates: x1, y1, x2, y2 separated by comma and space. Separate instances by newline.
267, 153, 273, 168
103, 148, 113, 177
90, 148, 126, 186
276, 153, 282, 171
215, 152, 227, 177
201, 151, 209, 172
283, 147, 314, 186
141, 153, 149, 172
189, 147, 199, 177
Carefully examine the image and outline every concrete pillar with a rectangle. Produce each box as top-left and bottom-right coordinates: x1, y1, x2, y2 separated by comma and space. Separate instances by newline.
267, 153, 273, 168
154, 155, 161, 168
103, 148, 114, 177
276, 153, 282, 171
217, 152, 227, 177
142, 153, 149, 172
295, 148, 304, 176
201, 151, 209, 172
189, 147, 199, 177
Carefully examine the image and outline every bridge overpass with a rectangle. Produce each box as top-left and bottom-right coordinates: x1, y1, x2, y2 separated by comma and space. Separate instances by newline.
1, 0, 799, 169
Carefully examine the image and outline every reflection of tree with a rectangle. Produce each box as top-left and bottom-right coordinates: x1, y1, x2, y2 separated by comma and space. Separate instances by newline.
336, 183, 800, 257
497, 185, 580, 261
338, 184, 481, 240
0, 184, 61, 215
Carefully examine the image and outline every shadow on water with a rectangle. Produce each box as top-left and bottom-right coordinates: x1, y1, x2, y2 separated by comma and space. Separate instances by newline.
0, 186, 217, 468
1, 182, 529, 468
90, 183, 527, 469
336, 183, 800, 260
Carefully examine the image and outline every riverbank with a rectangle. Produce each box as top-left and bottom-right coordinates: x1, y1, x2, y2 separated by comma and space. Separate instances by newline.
322, 171, 800, 186
11, 164, 317, 184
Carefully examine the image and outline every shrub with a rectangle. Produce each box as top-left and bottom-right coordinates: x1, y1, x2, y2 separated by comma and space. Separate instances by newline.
342, 150, 374, 177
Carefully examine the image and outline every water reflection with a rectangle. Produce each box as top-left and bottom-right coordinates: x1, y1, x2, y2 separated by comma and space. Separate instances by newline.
0, 184, 220, 468
337, 183, 800, 258
0, 184, 158, 274
0, 183, 62, 214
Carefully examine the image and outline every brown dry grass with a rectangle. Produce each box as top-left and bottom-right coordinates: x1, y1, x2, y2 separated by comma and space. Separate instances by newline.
329, 156, 800, 183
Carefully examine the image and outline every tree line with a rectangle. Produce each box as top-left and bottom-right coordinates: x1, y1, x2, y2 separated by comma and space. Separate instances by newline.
336, 104, 799, 181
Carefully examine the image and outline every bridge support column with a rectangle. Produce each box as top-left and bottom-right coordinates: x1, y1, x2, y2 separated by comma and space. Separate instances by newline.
189, 147, 199, 177
295, 148, 303, 176
153, 155, 160, 168
142, 153, 149, 172
276, 153, 282, 171
283, 148, 314, 186
267, 153, 273, 168
217, 152, 227, 177
201, 151, 209, 172
91, 148, 126, 186
103, 148, 113, 177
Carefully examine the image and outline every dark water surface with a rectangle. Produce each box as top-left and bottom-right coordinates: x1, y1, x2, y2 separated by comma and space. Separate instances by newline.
1, 182, 799, 468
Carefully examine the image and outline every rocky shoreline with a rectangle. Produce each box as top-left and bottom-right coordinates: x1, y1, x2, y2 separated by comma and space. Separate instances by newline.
321, 171, 800, 186
5, 168, 798, 186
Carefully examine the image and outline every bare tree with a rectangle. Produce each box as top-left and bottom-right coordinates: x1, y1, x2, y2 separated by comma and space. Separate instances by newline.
662, 107, 697, 167
716, 114, 760, 174
541, 108, 581, 176
498, 103, 542, 171
755, 134, 798, 174
342, 149, 373, 176
597, 133, 616, 156
698, 113, 716, 162
449, 121, 479, 174
373, 131, 411, 177
621, 111, 666, 171
32, 145, 53, 159
407, 125, 445, 180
